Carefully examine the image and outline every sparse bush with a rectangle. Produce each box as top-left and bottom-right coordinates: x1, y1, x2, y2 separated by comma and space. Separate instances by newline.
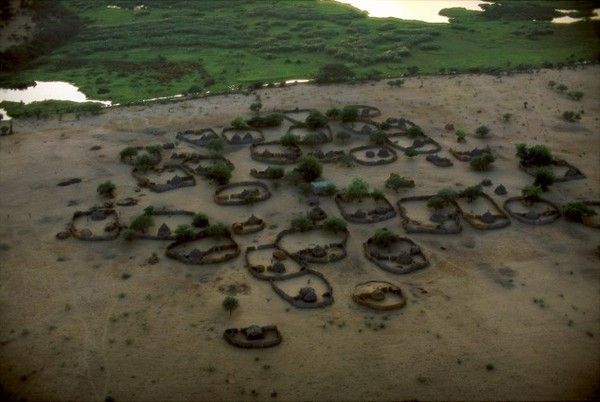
475, 125, 490, 137
205, 222, 229, 237
305, 110, 328, 129
326, 108, 341, 119
369, 130, 388, 145
130, 214, 154, 233
385, 173, 414, 192
567, 91, 583, 101
407, 125, 424, 137
455, 129, 467, 142
250, 101, 262, 113
427, 188, 457, 209
264, 166, 284, 179
120, 146, 138, 159
280, 132, 300, 146
302, 132, 324, 146
223, 296, 239, 317
562, 202, 596, 222
205, 161, 232, 185
206, 138, 224, 155
371, 228, 399, 248
556, 84, 568, 92
247, 113, 284, 128
342, 177, 370, 201
516, 144, 553, 165
404, 148, 418, 158
562, 110, 581, 122
134, 152, 155, 171
502, 113, 512, 122
294, 155, 322, 182
291, 215, 313, 232
533, 166, 555, 191
174, 224, 195, 241
547, 80, 556, 88
192, 213, 209, 228
145, 144, 162, 155
143, 206, 155, 216
97, 181, 116, 198
460, 184, 483, 201
521, 184, 541, 200
322, 217, 347, 233
321, 182, 337, 196
470, 153, 495, 171
340, 106, 359, 122
231, 116, 248, 129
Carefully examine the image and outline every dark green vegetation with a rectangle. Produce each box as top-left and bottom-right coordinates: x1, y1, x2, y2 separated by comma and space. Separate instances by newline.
562, 202, 596, 222
1, 1, 598, 105
96, 180, 116, 198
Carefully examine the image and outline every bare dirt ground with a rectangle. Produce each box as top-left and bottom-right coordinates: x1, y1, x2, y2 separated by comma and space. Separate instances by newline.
0, 67, 599, 401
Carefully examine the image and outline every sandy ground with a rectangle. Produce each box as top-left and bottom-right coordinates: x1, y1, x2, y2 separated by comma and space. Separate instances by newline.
0, 67, 599, 401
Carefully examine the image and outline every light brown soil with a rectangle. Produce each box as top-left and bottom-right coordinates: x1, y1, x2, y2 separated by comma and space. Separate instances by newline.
0, 67, 599, 401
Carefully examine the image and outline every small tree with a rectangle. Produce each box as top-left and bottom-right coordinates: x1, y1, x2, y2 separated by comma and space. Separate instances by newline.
97, 181, 116, 198
340, 106, 359, 122
305, 111, 328, 129
385, 173, 414, 192
427, 188, 457, 209
291, 215, 313, 232
562, 110, 581, 123
250, 101, 262, 114
145, 144, 162, 155
562, 202, 596, 222
130, 214, 154, 233
265, 166, 284, 179
521, 184, 541, 201
516, 144, 553, 166
533, 166, 555, 191
192, 213, 209, 228
502, 113, 512, 122
460, 184, 483, 201
407, 125, 424, 138
120, 147, 138, 159
369, 130, 388, 145
475, 125, 490, 137
231, 116, 248, 129
205, 162, 232, 185
342, 177, 370, 201
222, 296, 239, 317
135, 152, 155, 171
322, 217, 347, 233
280, 132, 300, 146
206, 138, 224, 155
205, 223, 230, 237
567, 91, 583, 101
371, 228, 399, 248
326, 108, 341, 119
470, 153, 495, 171
302, 132, 323, 147
455, 129, 467, 143
294, 155, 322, 182
174, 224, 195, 241
404, 148, 418, 158
315, 63, 355, 83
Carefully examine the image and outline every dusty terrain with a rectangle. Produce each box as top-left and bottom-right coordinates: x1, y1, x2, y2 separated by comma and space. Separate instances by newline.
0, 67, 599, 401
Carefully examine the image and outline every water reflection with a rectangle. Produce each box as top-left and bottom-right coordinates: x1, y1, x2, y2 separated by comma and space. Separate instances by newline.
0, 81, 112, 106
333, 0, 491, 23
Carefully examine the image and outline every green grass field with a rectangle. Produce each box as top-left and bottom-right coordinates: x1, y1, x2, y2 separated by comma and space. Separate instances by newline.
1, 0, 599, 105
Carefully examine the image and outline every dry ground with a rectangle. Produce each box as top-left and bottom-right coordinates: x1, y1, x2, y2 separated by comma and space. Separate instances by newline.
0, 67, 599, 401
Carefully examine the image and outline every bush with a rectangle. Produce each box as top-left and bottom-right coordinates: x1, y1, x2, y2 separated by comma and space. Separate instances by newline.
321, 182, 337, 196
315, 63, 355, 83
335, 131, 351, 143
130, 214, 154, 233
502, 113, 512, 122
556, 84, 568, 92
455, 129, 467, 142
250, 101, 262, 113
247, 113, 283, 128
222, 296, 239, 317
547, 81, 556, 88
135, 152, 155, 171
120, 146, 138, 159
470, 153, 495, 171
97, 181, 116, 198
322, 217, 347, 233
521, 184, 541, 200
205, 222, 230, 237
371, 228, 399, 248
342, 177, 370, 201
302, 132, 324, 146
407, 125, 424, 137
305, 110, 328, 129
340, 106, 359, 122
562, 110, 581, 122
371, 189, 385, 200
280, 132, 300, 146
385, 173, 414, 192
264, 166, 284, 179
291, 215, 313, 232
427, 188, 457, 209
326, 108, 341, 119
562, 202, 596, 222
123, 229, 135, 241
460, 184, 483, 201
294, 155, 323, 182
404, 148, 418, 158
143, 206, 155, 216
174, 224, 195, 241
231, 116, 248, 129
369, 130, 388, 145
516, 144, 553, 165
206, 138, 224, 155
192, 213, 209, 228
567, 91, 583, 101
533, 166, 555, 191
475, 125, 490, 137
145, 144, 162, 155
205, 162, 232, 185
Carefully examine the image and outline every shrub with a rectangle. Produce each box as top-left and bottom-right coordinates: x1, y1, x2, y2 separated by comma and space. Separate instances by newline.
475, 125, 490, 137
247, 113, 283, 128
502, 113, 512, 122
143, 206, 155, 216
264, 166, 284, 179
135, 152, 155, 171
385, 173, 414, 192
340, 106, 359, 122
97, 181, 116, 198
291, 215, 313, 232
315, 63, 355, 83
206, 138, 224, 155
567, 91, 583, 101
130, 214, 153, 233
371, 189, 385, 200
294, 155, 323, 182
556, 84, 568, 92
533, 166, 555, 191
342, 177, 370, 201
521, 184, 541, 200
302, 132, 324, 146
562, 202, 596, 222
250, 101, 262, 113
192, 213, 209, 228
548, 80, 556, 88
222, 296, 239, 317
335, 131, 351, 143
371, 228, 399, 248
205, 223, 229, 237
404, 148, 418, 158
427, 188, 457, 209
205, 162, 232, 185
305, 111, 328, 129
123, 229, 135, 241
321, 182, 337, 196
516, 144, 553, 165
470, 153, 495, 171
231, 116, 248, 129
562, 110, 581, 122
280, 132, 300, 146
455, 129, 467, 142
369, 130, 388, 145
120, 146, 138, 159
407, 125, 424, 137
460, 184, 483, 201
326, 108, 341, 119
174, 224, 195, 241
145, 144, 162, 155
322, 217, 347, 233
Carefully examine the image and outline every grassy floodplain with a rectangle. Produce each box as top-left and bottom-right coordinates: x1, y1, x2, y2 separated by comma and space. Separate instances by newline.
0, 0, 599, 105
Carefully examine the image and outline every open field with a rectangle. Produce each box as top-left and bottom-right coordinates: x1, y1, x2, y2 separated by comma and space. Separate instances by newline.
0, 0, 599, 104
0, 66, 599, 401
